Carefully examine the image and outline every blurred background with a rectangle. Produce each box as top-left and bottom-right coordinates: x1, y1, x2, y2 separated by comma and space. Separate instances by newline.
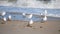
0, 0, 60, 9
0, 0, 60, 21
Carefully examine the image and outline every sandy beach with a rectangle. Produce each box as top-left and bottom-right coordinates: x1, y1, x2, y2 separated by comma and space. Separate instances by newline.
0, 0, 60, 34
0, 19, 60, 34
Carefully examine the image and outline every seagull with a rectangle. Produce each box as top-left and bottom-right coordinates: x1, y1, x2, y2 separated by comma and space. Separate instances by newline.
2, 17, 7, 24
22, 13, 33, 27
29, 19, 33, 25
0, 12, 7, 24
27, 19, 33, 27
22, 13, 26, 18
22, 13, 26, 16
27, 14, 33, 19
8, 15, 12, 21
0, 12, 6, 19
43, 10, 47, 21
41, 10, 47, 23
1, 12, 6, 17
22, 13, 33, 19
3, 17, 7, 22
43, 16, 47, 22
26, 14, 33, 27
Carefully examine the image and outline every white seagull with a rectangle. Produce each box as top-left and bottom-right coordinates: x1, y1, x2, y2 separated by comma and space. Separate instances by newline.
22, 13, 33, 19
27, 14, 33, 27
2, 17, 7, 24
22, 13, 26, 18
3, 17, 7, 22
0, 12, 6, 18
22, 13, 33, 27
27, 14, 33, 19
29, 19, 33, 25
43, 10, 47, 22
22, 13, 26, 16
0, 12, 7, 24
8, 15, 12, 21
41, 10, 47, 23
1, 12, 6, 17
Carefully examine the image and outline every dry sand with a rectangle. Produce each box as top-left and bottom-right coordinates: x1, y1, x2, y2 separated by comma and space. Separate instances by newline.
0, 20, 60, 34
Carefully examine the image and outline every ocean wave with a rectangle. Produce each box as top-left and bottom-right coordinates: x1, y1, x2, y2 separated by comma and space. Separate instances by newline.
0, 6, 60, 18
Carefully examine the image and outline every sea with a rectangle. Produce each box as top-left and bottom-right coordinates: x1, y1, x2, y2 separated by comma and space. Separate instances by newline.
0, 6, 60, 21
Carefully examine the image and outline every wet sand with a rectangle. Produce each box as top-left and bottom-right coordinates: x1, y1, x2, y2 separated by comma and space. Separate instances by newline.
0, 20, 60, 34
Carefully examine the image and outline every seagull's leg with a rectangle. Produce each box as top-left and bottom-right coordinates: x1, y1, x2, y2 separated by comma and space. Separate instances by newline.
27, 22, 32, 27
27, 19, 32, 27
